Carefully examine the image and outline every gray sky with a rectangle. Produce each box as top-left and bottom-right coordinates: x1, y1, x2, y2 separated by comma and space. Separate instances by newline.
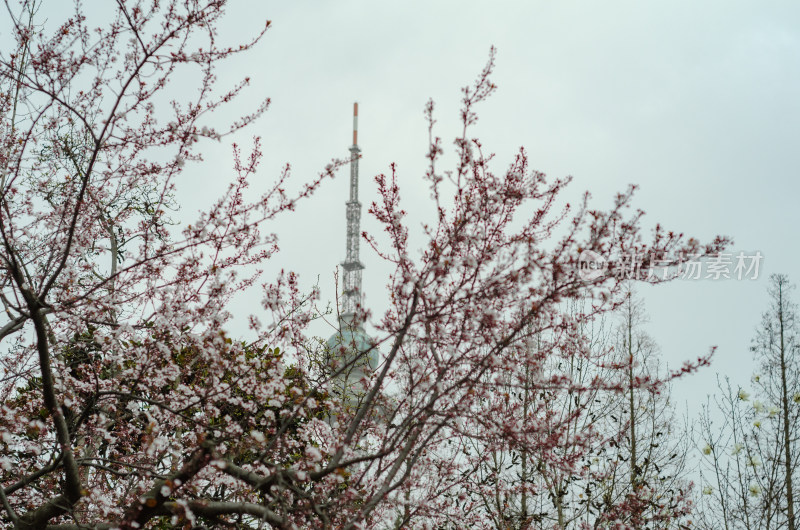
173, 1, 800, 415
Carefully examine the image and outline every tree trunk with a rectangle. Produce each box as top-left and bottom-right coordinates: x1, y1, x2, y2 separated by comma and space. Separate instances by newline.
778, 279, 796, 530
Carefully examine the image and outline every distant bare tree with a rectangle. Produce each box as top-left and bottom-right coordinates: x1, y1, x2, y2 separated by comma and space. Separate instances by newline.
589, 290, 693, 529
696, 274, 800, 530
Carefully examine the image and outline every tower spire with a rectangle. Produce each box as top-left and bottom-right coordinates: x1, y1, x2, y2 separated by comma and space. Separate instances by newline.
341, 102, 364, 325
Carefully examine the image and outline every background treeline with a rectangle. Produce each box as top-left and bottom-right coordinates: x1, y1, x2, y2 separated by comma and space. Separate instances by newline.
461, 273, 799, 530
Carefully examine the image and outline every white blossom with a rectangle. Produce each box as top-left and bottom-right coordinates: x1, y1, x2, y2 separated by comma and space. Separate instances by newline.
251, 430, 266, 443
307, 446, 323, 462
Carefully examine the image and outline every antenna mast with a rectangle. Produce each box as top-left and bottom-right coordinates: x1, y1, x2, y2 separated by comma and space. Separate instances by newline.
341, 102, 363, 324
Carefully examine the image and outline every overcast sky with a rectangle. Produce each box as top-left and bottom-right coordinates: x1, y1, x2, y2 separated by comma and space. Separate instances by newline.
15, 0, 791, 418
172, 0, 800, 416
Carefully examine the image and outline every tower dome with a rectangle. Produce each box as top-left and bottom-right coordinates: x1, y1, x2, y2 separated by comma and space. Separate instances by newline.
325, 325, 379, 373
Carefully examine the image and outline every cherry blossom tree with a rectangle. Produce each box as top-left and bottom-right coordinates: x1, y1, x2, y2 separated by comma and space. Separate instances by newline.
458, 291, 693, 529
0, 2, 728, 528
454, 299, 621, 529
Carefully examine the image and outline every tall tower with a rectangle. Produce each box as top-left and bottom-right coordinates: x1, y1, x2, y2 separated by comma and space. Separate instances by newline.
326, 103, 378, 384
341, 102, 364, 323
